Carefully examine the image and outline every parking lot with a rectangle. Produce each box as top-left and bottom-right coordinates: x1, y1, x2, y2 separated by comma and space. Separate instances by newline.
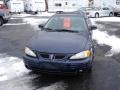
0, 14, 120, 90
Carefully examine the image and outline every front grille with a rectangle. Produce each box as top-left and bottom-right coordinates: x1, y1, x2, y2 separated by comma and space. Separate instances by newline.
40, 53, 49, 59
37, 52, 66, 60
55, 55, 65, 59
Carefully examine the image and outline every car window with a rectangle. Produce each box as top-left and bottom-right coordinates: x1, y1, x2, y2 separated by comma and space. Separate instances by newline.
80, 7, 93, 11
94, 7, 101, 10
44, 15, 88, 32
103, 8, 109, 10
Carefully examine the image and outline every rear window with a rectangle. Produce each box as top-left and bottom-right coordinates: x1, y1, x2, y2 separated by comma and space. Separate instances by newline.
44, 15, 88, 32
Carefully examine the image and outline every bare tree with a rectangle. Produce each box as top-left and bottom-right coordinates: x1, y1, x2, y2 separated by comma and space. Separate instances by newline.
45, 0, 48, 11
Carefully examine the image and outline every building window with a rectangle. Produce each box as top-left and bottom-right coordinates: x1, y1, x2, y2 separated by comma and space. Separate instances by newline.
55, 3, 62, 7
116, 0, 120, 5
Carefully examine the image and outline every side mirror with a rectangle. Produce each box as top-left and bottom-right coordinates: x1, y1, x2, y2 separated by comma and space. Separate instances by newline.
38, 24, 44, 29
89, 25, 97, 30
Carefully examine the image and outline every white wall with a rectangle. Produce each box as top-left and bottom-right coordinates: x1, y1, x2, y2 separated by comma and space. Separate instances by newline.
0, 1, 4, 4
48, 0, 89, 12
94, 0, 120, 8
7, 0, 24, 13
24, 0, 46, 12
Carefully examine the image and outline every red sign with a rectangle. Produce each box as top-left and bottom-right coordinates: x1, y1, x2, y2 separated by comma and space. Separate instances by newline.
63, 18, 71, 29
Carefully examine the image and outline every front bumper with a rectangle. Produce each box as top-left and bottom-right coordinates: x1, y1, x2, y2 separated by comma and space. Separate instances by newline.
114, 12, 120, 16
23, 55, 92, 74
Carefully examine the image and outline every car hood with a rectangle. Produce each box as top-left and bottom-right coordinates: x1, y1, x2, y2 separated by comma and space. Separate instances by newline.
83, 10, 95, 12
28, 31, 89, 54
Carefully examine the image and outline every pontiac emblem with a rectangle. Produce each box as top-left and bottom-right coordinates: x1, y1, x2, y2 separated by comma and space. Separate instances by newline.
49, 54, 55, 60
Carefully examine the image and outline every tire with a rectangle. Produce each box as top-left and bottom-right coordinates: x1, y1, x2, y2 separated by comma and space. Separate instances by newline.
4, 20, 8, 23
95, 13, 99, 18
114, 13, 117, 16
18, 12, 21, 14
0, 18, 3, 26
35, 12, 38, 14
114, 12, 120, 17
109, 12, 113, 17
25, 11, 29, 14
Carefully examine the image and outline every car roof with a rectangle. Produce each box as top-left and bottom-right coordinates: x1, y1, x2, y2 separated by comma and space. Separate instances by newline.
55, 11, 86, 17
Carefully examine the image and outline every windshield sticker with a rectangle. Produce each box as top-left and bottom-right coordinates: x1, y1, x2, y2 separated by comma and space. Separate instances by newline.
63, 18, 71, 29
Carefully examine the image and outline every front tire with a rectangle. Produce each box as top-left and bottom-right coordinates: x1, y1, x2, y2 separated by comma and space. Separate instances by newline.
109, 12, 113, 17
18, 12, 21, 14
35, 12, 38, 14
4, 20, 9, 23
95, 13, 99, 18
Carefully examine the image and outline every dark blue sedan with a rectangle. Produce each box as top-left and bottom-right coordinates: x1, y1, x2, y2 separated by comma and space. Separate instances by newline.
23, 12, 97, 74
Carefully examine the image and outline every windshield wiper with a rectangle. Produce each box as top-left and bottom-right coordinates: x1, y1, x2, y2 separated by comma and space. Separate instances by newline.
42, 28, 79, 33
54, 29, 79, 33
43, 27, 53, 31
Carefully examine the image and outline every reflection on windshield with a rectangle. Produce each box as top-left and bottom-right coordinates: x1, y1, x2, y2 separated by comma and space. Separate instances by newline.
44, 15, 87, 32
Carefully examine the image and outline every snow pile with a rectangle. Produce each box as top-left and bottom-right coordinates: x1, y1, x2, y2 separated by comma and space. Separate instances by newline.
23, 18, 48, 26
12, 14, 33, 18
37, 12, 55, 17
4, 23, 27, 26
39, 81, 67, 90
96, 17, 120, 22
0, 54, 17, 64
0, 67, 8, 81
91, 17, 120, 23
91, 18, 120, 56
93, 30, 120, 56
0, 54, 29, 81
23, 18, 48, 30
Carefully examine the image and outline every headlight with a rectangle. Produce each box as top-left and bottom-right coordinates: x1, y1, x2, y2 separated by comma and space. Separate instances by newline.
25, 47, 36, 57
70, 50, 91, 60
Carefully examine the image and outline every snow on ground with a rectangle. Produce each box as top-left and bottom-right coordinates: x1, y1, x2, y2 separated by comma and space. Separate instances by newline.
23, 18, 48, 26
94, 17, 120, 22
3, 23, 27, 26
93, 30, 120, 56
11, 14, 33, 18
38, 81, 67, 90
11, 12, 55, 18
0, 54, 29, 82
23, 18, 48, 30
90, 17, 120, 56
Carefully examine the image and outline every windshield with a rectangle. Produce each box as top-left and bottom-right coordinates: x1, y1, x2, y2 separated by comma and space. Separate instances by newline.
80, 7, 100, 11
80, 7, 93, 11
44, 15, 88, 32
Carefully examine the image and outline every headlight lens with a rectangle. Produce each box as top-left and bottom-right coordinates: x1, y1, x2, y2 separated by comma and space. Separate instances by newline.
25, 47, 36, 57
70, 50, 91, 60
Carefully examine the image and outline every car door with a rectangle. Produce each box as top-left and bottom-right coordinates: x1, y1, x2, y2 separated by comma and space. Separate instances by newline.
102, 7, 109, 16
105, 7, 110, 16
95, 7, 102, 17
